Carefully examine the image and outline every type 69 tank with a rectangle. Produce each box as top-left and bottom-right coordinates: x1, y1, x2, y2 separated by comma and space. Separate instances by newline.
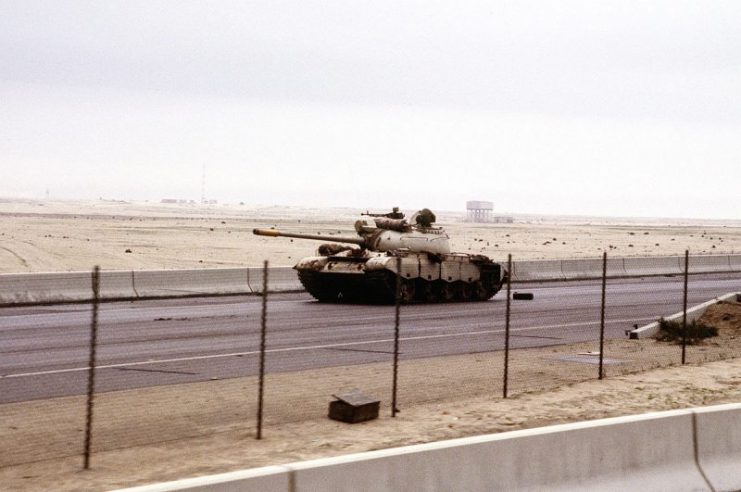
253, 208, 508, 304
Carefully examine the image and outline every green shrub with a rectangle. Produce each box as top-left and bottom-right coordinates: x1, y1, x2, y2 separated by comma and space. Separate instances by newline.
656, 318, 718, 344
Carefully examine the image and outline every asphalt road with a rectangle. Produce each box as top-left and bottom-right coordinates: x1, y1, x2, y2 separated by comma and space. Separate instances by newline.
1, 273, 739, 403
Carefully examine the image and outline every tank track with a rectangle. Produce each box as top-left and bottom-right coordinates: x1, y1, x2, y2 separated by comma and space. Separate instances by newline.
297, 269, 504, 304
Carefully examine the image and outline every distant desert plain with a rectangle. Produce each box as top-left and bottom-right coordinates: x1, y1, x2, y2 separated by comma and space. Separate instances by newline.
1, 199, 740, 274
2, 199, 741, 491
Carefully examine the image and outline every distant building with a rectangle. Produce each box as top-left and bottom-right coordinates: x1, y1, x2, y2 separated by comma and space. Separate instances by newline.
466, 200, 513, 223
466, 200, 494, 222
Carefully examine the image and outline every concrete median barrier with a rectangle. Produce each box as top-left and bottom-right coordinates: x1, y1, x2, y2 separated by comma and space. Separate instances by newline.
694, 403, 741, 492
511, 259, 564, 281
99, 270, 138, 300
623, 256, 683, 277
1, 253, 737, 306
559, 257, 627, 279
0, 270, 136, 305
267, 266, 301, 292
728, 254, 741, 272
246, 267, 300, 293
132, 268, 250, 298
688, 255, 732, 274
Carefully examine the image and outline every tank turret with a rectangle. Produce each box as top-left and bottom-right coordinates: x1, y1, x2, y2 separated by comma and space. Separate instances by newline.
254, 208, 451, 255
253, 208, 507, 304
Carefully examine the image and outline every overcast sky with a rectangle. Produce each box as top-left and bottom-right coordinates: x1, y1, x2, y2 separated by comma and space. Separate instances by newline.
1, 1, 740, 218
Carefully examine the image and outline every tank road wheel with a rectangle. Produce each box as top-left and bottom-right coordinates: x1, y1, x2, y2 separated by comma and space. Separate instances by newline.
398, 277, 416, 304
418, 279, 439, 303
458, 282, 474, 301
472, 280, 493, 301
439, 281, 457, 303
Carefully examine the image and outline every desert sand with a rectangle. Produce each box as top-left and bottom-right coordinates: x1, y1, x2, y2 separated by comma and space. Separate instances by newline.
1, 199, 740, 273
1, 199, 740, 491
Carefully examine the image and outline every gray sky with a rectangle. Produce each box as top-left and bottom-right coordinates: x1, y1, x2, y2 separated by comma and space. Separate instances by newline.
1, 1, 740, 218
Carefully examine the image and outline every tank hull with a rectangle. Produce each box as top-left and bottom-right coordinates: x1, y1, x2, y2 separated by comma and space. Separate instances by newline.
295, 252, 506, 304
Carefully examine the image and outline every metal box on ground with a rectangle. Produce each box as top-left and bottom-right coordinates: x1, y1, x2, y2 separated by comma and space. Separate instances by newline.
328, 389, 380, 423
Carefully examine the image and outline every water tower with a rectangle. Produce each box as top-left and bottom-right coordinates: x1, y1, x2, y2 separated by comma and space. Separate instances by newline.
466, 200, 494, 223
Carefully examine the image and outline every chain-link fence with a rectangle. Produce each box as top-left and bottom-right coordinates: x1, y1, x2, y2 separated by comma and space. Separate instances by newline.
1, 252, 739, 473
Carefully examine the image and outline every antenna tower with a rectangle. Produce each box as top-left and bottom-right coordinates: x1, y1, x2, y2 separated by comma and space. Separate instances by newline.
201, 164, 206, 204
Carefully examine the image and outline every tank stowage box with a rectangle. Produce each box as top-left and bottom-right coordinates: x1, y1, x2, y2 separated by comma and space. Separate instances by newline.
253, 207, 508, 304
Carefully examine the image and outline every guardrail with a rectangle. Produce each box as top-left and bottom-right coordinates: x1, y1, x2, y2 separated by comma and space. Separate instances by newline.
1, 254, 739, 306
115, 402, 741, 492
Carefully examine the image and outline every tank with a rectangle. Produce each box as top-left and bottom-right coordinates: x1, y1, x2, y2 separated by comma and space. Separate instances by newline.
253, 208, 508, 304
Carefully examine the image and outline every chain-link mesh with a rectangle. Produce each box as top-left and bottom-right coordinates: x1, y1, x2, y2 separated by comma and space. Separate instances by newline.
1, 255, 739, 472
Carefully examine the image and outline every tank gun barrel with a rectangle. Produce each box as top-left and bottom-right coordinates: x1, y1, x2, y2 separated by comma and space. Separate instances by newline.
253, 228, 366, 247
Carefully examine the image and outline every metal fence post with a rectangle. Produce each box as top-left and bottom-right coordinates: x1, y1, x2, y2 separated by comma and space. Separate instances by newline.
391, 257, 402, 417
256, 260, 268, 439
682, 250, 689, 364
83, 265, 100, 470
599, 252, 607, 380
503, 254, 512, 398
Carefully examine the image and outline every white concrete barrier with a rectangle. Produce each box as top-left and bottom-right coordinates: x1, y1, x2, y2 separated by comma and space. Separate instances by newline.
100, 270, 138, 300
291, 410, 708, 491
723, 254, 741, 272
629, 291, 740, 339
0, 270, 137, 305
688, 255, 732, 274
511, 259, 564, 281
1, 254, 737, 306
246, 267, 301, 293
114, 466, 291, 492
0, 271, 91, 304
132, 268, 250, 298
694, 403, 741, 492
559, 257, 627, 279
118, 407, 729, 492
623, 256, 683, 277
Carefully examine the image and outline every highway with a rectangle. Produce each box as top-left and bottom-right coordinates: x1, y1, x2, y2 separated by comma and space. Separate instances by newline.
1, 273, 739, 403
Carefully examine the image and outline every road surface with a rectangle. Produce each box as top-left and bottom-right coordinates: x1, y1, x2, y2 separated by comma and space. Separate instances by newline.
1, 273, 739, 403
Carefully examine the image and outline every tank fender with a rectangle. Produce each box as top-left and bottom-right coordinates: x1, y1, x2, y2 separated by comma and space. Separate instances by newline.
294, 256, 329, 272
364, 255, 396, 272
363, 255, 419, 279
440, 255, 482, 283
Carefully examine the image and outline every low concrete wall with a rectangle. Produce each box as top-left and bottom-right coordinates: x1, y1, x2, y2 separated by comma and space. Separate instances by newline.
0, 267, 303, 306
2, 255, 739, 306
289, 410, 706, 492
248, 267, 300, 294
559, 257, 627, 279
118, 404, 741, 492
623, 256, 683, 277
628, 291, 740, 339
725, 255, 740, 271
114, 466, 291, 492
0, 270, 137, 305
688, 255, 732, 274
511, 259, 564, 281
695, 403, 741, 492
132, 268, 251, 298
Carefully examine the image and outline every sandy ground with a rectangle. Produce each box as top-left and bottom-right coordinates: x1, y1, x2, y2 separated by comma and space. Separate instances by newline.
1, 199, 740, 491
1, 199, 740, 273
1, 302, 739, 491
